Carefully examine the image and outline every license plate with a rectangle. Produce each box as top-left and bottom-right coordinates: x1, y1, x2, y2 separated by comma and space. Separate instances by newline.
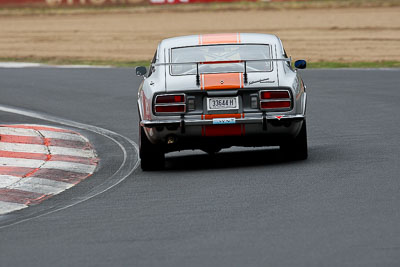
207, 96, 239, 111
213, 118, 236, 124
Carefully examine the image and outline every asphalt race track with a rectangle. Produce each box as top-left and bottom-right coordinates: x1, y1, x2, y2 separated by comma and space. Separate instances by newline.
0, 67, 399, 266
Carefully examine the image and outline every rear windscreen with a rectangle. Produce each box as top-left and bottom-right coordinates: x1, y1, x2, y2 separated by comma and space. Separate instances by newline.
171, 44, 272, 75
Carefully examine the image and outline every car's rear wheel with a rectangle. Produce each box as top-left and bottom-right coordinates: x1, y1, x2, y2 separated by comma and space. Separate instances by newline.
140, 126, 165, 171
280, 120, 308, 160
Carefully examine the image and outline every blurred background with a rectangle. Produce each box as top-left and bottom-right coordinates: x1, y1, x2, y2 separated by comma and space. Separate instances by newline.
0, 0, 399, 68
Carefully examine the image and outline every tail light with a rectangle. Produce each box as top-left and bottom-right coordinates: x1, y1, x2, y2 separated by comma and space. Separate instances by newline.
154, 94, 186, 114
260, 90, 291, 110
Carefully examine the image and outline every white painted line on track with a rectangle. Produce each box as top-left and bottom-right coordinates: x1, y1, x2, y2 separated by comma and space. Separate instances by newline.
48, 146, 96, 158
42, 161, 96, 173
0, 157, 96, 173
0, 127, 85, 141
1, 142, 96, 158
0, 157, 43, 169
0, 127, 38, 137
0, 104, 139, 229
0, 175, 22, 188
1, 142, 47, 154
8, 177, 74, 195
0, 201, 27, 214
40, 130, 87, 141
54, 65, 111, 69
0, 62, 112, 69
0, 62, 43, 68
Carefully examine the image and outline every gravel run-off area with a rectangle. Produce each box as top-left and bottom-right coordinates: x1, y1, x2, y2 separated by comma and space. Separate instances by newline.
0, 6, 399, 63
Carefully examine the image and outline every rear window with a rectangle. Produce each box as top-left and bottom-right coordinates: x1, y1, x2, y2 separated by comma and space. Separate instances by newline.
170, 44, 272, 75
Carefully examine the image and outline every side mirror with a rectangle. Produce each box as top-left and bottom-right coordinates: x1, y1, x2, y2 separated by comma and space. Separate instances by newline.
135, 66, 147, 77
294, 60, 307, 69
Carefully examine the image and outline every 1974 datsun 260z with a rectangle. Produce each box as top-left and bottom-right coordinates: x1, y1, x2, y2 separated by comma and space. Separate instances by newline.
136, 33, 308, 170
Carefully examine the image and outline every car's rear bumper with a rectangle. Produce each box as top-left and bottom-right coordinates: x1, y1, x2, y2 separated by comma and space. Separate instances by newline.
140, 114, 305, 151
140, 114, 305, 128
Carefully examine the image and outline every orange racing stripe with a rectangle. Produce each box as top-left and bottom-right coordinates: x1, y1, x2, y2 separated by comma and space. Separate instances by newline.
199, 33, 241, 45
201, 73, 244, 90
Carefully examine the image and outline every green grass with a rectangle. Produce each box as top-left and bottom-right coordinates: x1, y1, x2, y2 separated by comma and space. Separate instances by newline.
1, 57, 399, 69
0, 57, 150, 67
308, 61, 400, 68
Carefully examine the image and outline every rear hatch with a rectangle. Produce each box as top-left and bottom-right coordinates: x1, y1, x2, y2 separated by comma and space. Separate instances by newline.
164, 43, 279, 92
165, 65, 279, 92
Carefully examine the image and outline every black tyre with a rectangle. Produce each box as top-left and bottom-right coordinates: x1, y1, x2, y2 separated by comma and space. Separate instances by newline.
140, 126, 165, 171
280, 120, 308, 160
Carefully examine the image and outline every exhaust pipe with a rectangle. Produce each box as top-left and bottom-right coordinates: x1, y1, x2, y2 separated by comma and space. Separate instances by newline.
167, 135, 177, 145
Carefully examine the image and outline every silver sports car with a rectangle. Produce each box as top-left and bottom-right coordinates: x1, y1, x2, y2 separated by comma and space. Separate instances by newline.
136, 33, 308, 170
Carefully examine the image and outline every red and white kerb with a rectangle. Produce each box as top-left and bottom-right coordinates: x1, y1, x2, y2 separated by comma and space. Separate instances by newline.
0, 125, 98, 215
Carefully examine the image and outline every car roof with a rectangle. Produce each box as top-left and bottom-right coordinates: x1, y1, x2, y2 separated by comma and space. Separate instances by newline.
159, 33, 281, 50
